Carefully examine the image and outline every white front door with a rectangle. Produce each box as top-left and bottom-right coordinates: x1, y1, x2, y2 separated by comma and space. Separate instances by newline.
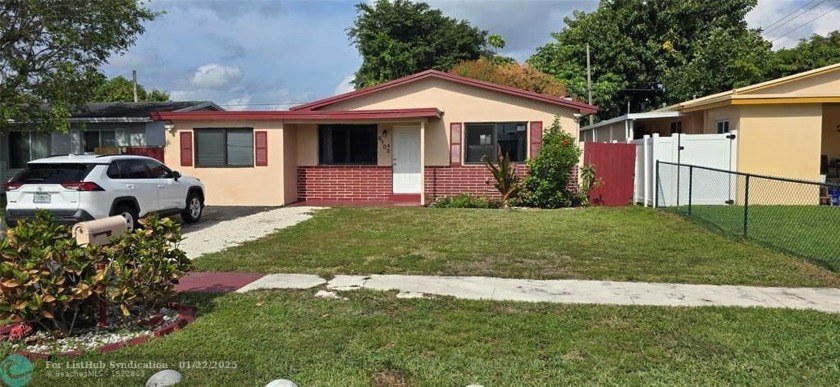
392, 127, 421, 194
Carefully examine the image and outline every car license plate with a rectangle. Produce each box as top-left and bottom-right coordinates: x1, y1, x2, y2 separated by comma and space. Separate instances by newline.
33, 193, 51, 204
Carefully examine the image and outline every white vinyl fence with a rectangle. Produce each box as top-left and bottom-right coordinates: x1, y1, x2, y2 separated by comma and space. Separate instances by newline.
633, 132, 738, 207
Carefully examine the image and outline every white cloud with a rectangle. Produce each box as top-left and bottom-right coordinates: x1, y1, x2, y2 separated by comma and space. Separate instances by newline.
333, 74, 356, 95
169, 90, 199, 101
190, 63, 244, 89
748, 0, 839, 49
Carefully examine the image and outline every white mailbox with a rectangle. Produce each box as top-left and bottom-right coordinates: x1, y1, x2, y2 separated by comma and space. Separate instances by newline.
72, 216, 128, 246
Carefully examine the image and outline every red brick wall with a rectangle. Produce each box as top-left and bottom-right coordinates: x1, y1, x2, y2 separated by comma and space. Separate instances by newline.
297, 165, 578, 203
424, 165, 578, 200
298, 166, 391, 201
424, 164, 529, 199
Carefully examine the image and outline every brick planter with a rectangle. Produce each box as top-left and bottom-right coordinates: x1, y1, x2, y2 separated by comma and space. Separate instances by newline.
2, 303, 196, 362
298, 165, 392, 201
424, 165, 578, 201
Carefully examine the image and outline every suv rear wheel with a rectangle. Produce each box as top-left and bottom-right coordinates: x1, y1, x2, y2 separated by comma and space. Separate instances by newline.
181, 192, 203, 223
114, 204, 139, 231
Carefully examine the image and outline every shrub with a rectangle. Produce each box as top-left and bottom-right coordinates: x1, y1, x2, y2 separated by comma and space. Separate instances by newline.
575, 163, 602, 206
430, 194, 500, 208
0, 211, 190, 336
103, 214, 192, 317
521, 116, 582, 208
0, 211, 106, 335
483, 150, 521, 208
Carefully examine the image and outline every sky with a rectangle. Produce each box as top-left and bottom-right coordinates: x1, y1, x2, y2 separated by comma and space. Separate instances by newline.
101, 0, 840, 111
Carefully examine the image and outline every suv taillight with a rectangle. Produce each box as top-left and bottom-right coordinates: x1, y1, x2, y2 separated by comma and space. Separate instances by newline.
4, 182, 21, 191
61, 182, 104, 191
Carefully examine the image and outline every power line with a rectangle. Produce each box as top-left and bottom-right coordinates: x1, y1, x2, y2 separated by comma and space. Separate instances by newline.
763, 0, 825, 34
771, 4, 839, 43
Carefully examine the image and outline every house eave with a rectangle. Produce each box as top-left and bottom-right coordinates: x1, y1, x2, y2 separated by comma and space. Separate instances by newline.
580, 111, 683, 132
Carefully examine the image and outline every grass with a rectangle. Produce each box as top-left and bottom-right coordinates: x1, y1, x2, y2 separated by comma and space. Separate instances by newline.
669, 205, 840, 271
193, 206, 840, 287
4, 290, 840, 386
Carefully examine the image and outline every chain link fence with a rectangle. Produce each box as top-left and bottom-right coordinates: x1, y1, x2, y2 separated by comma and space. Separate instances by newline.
656, 161, 840, 271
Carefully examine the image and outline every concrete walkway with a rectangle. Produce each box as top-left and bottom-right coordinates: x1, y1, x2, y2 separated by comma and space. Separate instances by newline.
180, 272, 840, 313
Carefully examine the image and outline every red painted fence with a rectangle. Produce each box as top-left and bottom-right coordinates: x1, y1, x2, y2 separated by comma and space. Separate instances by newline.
583, 142, 636, 206
124, 147, 165, 163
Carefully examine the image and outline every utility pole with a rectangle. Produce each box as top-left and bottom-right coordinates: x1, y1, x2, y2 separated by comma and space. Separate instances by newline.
586, 44, 593, 126
132, 70, 138, 102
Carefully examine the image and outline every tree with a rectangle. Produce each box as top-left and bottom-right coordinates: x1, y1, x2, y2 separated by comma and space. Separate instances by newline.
347, 0, 488, 88
449, 58, 567, 97
528, 0, 771, 119
0, 0, 158, 133
767, 31, 840, 79
520, 116, 581, 208
92, 75, 170, 102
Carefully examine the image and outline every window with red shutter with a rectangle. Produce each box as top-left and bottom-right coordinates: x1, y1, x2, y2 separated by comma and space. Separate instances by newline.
180, 132, 193, 167
255, 131, 268, 166
450, 122, 462, 166
529, 121, 543, 159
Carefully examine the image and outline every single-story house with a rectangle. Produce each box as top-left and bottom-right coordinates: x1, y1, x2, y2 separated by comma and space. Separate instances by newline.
581, 62, 840, 183
152, 70, 597, 206
1, 101, 223, 181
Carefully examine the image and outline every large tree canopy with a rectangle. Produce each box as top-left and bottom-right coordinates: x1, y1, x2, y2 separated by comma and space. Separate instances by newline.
768, 30, 840, 79
529, 0, 771, 119
92, 75, 169, 102
0, 0, 157, 132
348, 0, 488, 88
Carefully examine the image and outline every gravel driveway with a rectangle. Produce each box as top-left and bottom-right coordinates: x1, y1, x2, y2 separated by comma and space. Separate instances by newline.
180, 206, 322, 260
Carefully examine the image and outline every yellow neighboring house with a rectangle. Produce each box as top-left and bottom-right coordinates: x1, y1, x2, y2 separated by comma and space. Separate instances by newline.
581, 62, 840, 183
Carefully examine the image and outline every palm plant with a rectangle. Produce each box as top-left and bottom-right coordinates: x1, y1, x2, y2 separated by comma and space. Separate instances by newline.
483, 148, 521, 208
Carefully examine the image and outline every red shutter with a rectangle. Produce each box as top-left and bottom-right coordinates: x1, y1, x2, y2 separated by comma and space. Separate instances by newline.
255, 131, 268, 166
529, 121, 543, 159
179, 132, 193, 167
450, 122, 462, 166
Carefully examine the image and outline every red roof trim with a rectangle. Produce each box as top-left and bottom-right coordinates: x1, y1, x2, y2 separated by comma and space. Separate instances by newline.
151, 108, 442, 121
289, 70, 598, 114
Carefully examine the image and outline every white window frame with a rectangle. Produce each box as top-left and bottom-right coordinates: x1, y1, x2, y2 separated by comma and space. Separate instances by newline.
715, 120, 730, 134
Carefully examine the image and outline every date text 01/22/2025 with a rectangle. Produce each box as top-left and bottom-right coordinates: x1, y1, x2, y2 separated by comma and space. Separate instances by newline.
179, 361, 239, 369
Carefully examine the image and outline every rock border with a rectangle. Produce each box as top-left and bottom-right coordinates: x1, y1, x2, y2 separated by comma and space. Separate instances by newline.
2, 302, 195, 361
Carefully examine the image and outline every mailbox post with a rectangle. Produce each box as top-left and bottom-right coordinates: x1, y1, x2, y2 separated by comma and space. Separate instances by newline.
72, 216, 129, 327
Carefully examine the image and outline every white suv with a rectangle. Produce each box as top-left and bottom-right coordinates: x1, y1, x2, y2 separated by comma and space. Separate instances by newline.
5, 155, 205, 229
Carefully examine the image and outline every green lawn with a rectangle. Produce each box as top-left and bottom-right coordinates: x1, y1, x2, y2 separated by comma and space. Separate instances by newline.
193, 207, 840, 287
668, 205, 840, 271
5, 290, 840, 386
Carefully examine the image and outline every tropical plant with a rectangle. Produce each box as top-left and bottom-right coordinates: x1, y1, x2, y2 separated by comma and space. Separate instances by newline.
483, 149, 521, 209
103, 214, 191, 317
576, 163, 602, 207
0, 212, 106, 335
0, 211, 191, 336
521, 116, 582, 208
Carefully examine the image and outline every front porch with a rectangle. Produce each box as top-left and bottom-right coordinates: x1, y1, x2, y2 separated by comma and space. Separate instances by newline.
288, 118, 430, 205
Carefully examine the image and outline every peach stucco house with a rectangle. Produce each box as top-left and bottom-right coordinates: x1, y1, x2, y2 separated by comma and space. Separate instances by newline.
152, 70, 597, 206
